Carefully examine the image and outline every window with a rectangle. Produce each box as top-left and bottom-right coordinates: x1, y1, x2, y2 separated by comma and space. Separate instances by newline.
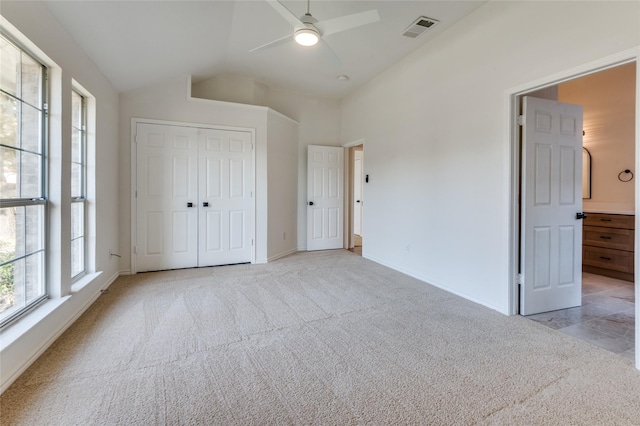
0, 34, 47, 326
71, 90, 85, 279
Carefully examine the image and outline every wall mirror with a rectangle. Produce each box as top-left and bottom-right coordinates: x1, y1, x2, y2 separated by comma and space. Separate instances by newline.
582, 147, 592, 199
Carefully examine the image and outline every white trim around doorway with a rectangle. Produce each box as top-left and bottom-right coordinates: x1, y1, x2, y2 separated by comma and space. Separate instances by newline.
506, 47, 640, 370
342, 139, 365, 251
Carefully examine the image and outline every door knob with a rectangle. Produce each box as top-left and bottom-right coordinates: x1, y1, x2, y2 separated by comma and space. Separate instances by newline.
356, 200, 361, 203
308, 201, 314, 206
187, 202, 193, 208
203, 202, 209, 207
576, 212, 587, 220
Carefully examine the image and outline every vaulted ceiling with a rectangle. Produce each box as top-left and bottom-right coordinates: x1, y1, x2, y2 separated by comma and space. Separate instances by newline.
43, 1, 487, 98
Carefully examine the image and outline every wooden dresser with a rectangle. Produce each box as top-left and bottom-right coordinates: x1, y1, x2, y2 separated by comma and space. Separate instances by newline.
582, 213, 634, 282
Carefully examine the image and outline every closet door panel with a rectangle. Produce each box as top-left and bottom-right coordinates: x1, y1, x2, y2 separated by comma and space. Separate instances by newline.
198, 128, 254, 266
136, 123, 198, 272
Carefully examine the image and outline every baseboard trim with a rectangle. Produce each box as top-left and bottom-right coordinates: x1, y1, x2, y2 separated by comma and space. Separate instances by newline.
1, 271, 120, 393
364, 254, 507, 315
268, 248, 298, 262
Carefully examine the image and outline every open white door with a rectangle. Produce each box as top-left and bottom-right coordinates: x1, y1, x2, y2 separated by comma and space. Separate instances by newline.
136, 123, 199, 272
521, 96, 584, 315
307, 145, 344, 251
354, 150, 363, 236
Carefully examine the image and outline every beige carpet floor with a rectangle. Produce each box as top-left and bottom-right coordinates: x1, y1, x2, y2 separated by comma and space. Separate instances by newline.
1, 250, 639, 425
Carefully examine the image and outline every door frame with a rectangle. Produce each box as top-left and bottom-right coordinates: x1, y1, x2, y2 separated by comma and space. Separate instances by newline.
506, 48, 640, 369
343, 139, 365, 250
130, 117, 257, 274
353, 148, 364, 238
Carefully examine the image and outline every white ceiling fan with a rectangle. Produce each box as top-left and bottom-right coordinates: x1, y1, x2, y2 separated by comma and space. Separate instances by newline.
250, 0, 380, 64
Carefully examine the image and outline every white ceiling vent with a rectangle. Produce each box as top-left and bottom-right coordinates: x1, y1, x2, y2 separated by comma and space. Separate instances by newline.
402, 16, 439, 38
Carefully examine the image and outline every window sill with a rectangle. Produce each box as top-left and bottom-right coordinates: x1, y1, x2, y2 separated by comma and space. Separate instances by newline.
0, 296, 70, 351
71, 271, 102, 294
1, 271, 103, 351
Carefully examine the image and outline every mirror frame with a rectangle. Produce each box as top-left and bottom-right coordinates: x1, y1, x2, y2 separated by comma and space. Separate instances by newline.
583, 147, 592, 199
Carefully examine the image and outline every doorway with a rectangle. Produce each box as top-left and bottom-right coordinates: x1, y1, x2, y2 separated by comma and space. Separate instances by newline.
352, 145, 363, 256
347, 144, 364, 256
511, 59, 637, 365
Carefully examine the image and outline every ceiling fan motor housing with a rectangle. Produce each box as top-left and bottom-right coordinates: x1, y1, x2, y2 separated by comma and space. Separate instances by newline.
294, 26, 320, 46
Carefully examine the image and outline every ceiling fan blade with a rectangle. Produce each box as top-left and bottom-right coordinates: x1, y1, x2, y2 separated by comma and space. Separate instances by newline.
316, 9, 380, 37
265, 0, 304, 28
318, 39, 342, 67
249, 34, 292, 53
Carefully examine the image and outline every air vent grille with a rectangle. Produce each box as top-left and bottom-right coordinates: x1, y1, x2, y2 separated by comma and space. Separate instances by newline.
402, 16, 439, 38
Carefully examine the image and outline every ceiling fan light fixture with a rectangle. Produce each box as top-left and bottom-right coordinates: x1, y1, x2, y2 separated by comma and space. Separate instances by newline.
294, 28, 319, 46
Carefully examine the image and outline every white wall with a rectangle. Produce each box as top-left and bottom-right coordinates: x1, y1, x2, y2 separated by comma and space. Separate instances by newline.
559, 63, 636, 214
191, 79, 342, 250
192, 74, 268, 107
260, 88, 342, 250
0, 1, 120, 391
267, 110, 299, 260
340, 1, 640, 313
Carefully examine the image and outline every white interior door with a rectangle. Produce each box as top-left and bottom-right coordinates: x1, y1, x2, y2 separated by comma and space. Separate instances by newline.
307, 145, 344, 251
198, 128, 253, 266
136, 123, 199, 272
521, 96, 584, 315
353, 150, 363, 236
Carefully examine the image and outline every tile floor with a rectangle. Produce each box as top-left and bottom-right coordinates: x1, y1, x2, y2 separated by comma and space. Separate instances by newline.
528, 272, 635, 361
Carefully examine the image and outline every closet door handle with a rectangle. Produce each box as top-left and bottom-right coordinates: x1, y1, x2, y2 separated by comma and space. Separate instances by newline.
203, 202, 209, 207
187, 202, 193, 208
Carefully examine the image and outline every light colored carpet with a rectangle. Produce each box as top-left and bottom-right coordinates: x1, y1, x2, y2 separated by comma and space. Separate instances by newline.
1, 250, 639, 425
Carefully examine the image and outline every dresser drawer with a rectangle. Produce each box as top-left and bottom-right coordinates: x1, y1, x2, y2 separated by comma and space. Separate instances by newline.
583, 226, 634, 251
583, 213, 634, 230
583, 246, 634, 273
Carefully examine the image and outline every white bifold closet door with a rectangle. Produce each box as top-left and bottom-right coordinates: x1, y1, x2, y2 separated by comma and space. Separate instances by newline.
136, 122, 254, 272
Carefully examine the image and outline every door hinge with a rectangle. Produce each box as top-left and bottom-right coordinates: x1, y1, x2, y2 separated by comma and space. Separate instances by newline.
517, 115, 525, 126
251, 239, 254, 246
135, 190, 137, 198
133, 246, 137, 254
517, 273, 523, 285
134, 134, 138, 144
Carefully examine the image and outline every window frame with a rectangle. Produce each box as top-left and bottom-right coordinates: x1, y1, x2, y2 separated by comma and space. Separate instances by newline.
0, 33, 48, 328
70, 89, 86, 280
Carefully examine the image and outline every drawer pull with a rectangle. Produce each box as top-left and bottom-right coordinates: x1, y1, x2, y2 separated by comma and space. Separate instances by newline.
600, 219, 612, 222
599, 256, 612, 261
599, 236, 612, 240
